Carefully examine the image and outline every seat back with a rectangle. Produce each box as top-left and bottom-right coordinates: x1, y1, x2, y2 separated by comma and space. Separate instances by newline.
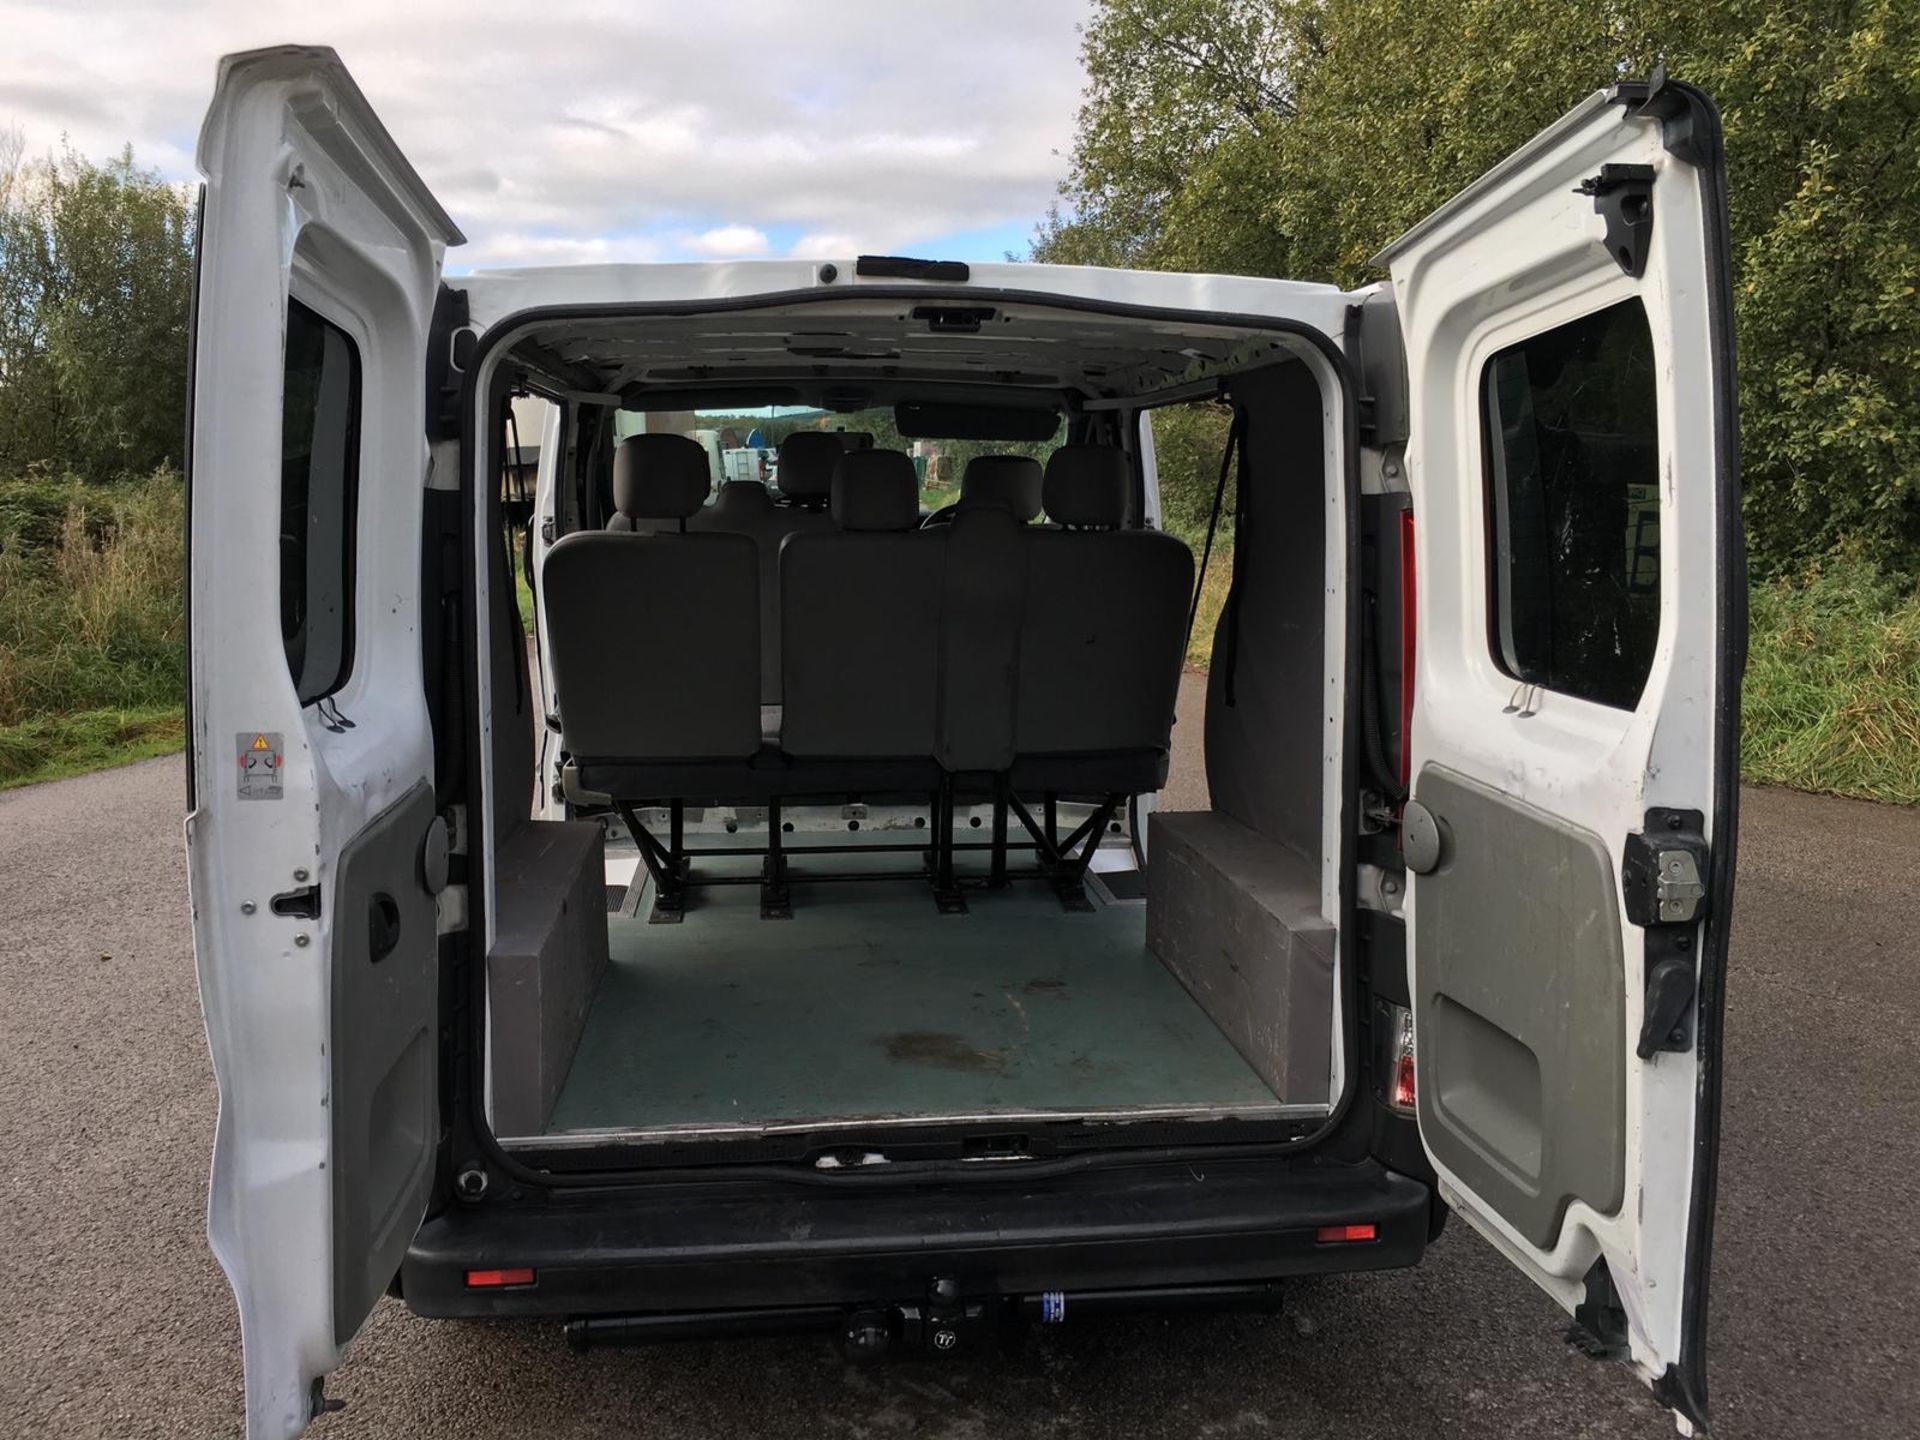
959, 453, 1044, 522
690, 478, 811, 704
605, 431, 709, 533
545, 434, 760, 762
781, 450, 944, 760
1015, 446, 1191, 769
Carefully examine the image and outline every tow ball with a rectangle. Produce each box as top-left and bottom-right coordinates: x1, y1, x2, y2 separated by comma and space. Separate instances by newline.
843, 1277, 989, 1363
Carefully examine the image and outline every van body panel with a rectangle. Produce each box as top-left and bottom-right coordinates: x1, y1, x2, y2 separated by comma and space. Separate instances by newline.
186, 45, 458, 1439
1388, 81, 1739, 1421
455, 261, 1353, 341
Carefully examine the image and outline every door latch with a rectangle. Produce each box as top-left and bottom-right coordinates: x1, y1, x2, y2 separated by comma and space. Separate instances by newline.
1622, 809, 1709, 1057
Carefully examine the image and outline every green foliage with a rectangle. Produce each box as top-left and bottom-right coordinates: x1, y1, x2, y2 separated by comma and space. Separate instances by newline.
1038, 0, 1920, 580
0, 469, 185, 733
0, 137, 196, 482
0, 705, 183, 790
1152, 400, 1236, 546
1742, 560, 1920, 803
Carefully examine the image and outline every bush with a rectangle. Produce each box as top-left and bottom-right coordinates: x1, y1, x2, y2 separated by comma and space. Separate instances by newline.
0, 469, 184, 780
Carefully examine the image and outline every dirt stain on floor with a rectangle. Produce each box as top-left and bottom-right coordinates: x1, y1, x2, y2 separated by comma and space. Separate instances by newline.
882, 1030, 1009, 1074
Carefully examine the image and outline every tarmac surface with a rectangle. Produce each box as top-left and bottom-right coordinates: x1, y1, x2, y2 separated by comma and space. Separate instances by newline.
2, 672, 1915, 1437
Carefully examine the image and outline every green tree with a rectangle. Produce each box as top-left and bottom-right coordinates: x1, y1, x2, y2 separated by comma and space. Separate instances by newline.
1038, 0, 1920, 578
0, 137, 196, 481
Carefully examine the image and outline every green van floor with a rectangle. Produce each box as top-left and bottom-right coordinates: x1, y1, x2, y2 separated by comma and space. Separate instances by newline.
546, 865, 1284, 1135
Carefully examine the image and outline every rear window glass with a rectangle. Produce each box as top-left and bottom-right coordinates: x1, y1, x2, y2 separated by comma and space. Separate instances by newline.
612, 406, 1066, 515
280, 298, 361, 705
1482, 300, 1660, 710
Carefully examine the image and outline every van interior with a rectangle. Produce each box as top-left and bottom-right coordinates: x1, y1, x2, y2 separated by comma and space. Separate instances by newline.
475, 296, 1360, 1160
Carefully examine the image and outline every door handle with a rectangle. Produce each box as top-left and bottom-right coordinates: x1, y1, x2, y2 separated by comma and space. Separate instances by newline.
368, 893, 402, 963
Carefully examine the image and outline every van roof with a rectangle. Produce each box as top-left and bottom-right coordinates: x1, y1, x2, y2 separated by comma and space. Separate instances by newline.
456, 259, 1358, 345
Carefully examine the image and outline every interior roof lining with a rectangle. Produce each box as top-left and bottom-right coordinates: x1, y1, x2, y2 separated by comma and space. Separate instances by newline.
505, 298, 1305, 405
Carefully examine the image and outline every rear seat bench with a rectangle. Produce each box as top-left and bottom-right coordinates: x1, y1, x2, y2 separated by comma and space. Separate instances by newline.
543, 435, 1192, 918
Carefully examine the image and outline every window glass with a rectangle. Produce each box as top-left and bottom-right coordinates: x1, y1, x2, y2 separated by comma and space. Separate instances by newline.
1482, 300, 1660, 709
610, 405, 1066, 516
280, 299, 361, 704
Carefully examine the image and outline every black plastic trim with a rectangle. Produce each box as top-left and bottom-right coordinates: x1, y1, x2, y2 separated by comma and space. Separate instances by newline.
181, 184, 206, 812
403, 1156, 1430, 1319
452, 285, 1367, 1195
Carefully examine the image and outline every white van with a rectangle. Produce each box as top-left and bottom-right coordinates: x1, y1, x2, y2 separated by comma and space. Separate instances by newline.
184, 47, 1742, 1439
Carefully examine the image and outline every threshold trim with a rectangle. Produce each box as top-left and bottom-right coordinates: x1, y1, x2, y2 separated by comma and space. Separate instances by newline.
509, 1099, 1333, 1151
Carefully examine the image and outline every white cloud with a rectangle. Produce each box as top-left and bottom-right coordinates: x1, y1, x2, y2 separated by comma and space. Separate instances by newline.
0, 0, 1093, 264
683, 224, 771, 258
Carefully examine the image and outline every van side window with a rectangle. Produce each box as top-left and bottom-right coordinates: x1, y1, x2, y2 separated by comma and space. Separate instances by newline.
280, 298, 361, 705
1481, 299, 1660, 710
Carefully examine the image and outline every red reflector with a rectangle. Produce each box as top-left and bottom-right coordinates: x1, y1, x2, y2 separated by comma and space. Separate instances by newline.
1393, 1053, 1417, 1110
465, 1267, 536, 1288
1316, 1223, 1378, 1244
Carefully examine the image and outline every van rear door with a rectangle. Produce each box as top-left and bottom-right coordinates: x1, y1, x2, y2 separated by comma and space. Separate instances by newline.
1378, 76, 1740, 1428
185, 46, 461, 1438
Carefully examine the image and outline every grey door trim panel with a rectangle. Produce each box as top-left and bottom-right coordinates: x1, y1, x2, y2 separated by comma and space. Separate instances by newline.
330, 778, 440, 1345
1412, 765, 1626, 1249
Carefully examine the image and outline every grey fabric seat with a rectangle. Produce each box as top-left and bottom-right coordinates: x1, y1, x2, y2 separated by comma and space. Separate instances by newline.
1010, 444, 1192, 794
959, 453, 1044, 521
780, 449, 944, 793
605, 432, 709, 533
544, 433, 767, 798
772, 430, 841, 514
690, 477, 814, 705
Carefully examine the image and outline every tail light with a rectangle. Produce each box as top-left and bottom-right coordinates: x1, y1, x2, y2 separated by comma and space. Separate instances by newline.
465, 1267, 536, 1289
1316, 1223, 1378, 1244
1375, 998, 1416, 1115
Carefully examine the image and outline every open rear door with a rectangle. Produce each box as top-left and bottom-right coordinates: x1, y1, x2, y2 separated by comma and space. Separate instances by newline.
185, 47, 462, 1438
1378, 76, 1740, 1428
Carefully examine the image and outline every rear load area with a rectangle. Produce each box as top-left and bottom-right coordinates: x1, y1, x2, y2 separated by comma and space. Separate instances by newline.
557, 855, 1292, 1136
470, 285, 1351, 1156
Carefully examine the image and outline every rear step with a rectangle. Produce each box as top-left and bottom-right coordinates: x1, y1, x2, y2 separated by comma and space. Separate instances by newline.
565, 1280, 1285, 1360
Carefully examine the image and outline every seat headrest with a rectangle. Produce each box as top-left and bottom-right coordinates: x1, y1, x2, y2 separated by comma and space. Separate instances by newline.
831, 449, 921, 532
776, 431, 841, 502
708, 479, 774, 520
612, 433, 711, 520
1042, 445, 1130, 529
960, 454, 1044, 522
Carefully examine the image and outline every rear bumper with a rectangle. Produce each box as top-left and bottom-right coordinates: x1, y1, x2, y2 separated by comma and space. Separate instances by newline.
402, 1156, 1433, 1320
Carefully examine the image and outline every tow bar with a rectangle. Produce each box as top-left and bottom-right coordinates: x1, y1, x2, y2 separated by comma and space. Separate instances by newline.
565, 1279, 1284, 1358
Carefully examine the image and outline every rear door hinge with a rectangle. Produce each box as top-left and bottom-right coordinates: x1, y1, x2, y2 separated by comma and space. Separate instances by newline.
1622, 808, 1708, 1057
1576, 163, 1655, 278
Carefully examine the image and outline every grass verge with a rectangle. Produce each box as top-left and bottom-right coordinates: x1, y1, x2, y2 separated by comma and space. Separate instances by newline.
1, 471, 186, 785
1742, 561, 1920, 805
1186, 546, 1234, 670
0, 705, 184, 789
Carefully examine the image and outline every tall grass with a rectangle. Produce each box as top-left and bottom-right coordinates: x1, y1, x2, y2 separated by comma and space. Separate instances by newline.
0, 470, 184, 786
1742, 560, 1920, 805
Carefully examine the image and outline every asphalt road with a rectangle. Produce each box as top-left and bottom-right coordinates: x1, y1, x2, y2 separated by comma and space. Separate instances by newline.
3, 681, 1916, 1437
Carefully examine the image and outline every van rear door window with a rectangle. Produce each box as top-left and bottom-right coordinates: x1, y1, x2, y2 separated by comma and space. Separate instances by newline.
280, 298, 361, 705
1481, 299, 1660, 710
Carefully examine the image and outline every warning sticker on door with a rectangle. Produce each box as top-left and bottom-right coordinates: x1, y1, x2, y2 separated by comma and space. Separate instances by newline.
236, 732, 284, 800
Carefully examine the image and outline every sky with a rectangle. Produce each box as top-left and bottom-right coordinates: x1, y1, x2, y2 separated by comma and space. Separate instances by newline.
0, 0, 1094, 274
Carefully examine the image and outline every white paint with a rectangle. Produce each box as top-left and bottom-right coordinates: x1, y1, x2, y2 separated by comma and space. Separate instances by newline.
1387, 90, 1728, 1390
185, 46, 456, 1440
